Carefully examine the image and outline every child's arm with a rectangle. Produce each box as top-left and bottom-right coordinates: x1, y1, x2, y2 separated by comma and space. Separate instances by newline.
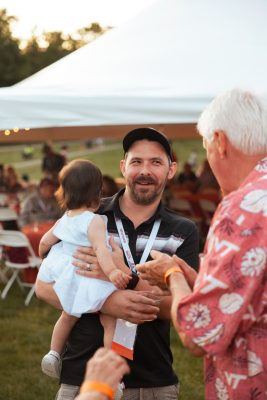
88, 215, 131, 289
39, 224, 59, 258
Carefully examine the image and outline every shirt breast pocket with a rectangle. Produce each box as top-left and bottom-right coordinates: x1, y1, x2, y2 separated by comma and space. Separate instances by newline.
136, 235, 185, 256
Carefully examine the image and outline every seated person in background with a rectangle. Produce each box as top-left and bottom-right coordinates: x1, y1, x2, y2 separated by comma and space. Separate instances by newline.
101, 175, 119, 198
75, 348, 129, 400
0, 164, 7, 192
18, 174, 38, 203
196, 158, 220, 192
18, 177, 62, 228
4, 165, 23, 194
176, 162, 199, 192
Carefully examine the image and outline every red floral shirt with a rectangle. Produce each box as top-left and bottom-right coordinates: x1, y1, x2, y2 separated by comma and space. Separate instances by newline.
178, 157, 267, 400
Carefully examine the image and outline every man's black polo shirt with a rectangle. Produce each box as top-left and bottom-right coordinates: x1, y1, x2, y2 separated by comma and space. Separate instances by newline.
61, 190, 199, 388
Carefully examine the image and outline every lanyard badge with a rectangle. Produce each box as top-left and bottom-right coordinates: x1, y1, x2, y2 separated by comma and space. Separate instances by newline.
111, 319, 137, 360
111, 215, 161, 359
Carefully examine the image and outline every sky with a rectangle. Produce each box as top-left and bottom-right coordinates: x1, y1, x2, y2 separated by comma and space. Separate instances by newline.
1, 0, 155, 39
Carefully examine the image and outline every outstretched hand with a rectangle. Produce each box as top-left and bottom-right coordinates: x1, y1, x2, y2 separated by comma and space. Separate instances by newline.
137, 250, 197, 290
136, 250, 174, 289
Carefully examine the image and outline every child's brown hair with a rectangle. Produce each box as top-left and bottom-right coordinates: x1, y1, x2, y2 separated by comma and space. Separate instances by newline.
56, 159, 102, 210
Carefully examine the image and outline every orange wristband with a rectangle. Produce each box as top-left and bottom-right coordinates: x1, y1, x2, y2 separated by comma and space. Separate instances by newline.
164, 266, 183, 286
80, 381, 114, 399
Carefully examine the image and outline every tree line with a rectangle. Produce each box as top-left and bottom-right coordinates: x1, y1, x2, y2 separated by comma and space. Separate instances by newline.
0, 8, 109, 87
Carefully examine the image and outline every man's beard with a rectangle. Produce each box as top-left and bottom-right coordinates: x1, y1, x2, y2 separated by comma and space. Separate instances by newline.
128, 176, 166, 205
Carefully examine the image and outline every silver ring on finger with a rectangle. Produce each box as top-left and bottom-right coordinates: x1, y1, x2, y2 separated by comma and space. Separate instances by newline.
85, 263, 92, 271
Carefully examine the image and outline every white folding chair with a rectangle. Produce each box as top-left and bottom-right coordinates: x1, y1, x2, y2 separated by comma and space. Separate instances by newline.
0, 194, 8, 207
0, 230, 42, 305
0, 207, 18, 221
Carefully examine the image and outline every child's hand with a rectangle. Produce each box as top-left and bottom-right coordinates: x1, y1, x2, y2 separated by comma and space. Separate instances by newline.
109, 269, 131, 289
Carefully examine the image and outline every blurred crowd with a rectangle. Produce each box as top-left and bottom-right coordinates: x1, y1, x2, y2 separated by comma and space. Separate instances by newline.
0, 143, 121, 231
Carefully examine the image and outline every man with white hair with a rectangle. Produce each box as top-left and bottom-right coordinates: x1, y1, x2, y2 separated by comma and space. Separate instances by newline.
137, 88, 267, 400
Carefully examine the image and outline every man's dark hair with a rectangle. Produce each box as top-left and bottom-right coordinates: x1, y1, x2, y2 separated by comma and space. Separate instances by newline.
56, 159, 103, 210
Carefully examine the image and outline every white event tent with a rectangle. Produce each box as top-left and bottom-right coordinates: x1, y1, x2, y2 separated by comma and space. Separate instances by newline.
0, 0, 266, 143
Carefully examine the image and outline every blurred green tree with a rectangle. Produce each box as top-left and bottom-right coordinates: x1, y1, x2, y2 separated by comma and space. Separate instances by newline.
0, 9, 108, 86
0, 9, 23, 86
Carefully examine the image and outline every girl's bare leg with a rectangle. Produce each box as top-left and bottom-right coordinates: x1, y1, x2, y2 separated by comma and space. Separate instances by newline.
99, 314, 116, 348
42, 312, 78, 378
50, 311, 78, 354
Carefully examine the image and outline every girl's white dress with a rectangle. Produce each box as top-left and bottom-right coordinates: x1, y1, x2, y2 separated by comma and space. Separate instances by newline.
37, 211, 116, 317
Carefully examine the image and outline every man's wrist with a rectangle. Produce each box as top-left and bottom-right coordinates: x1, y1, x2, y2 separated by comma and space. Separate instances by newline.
164, 266, 183, 287
80, 381, 113, 400
126, 271, 140, 290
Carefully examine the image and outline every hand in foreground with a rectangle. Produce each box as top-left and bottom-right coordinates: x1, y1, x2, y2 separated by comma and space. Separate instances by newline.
136, 250, 174, 289
76, 348, 130, 400
73, 246, 108, 281
109, 269, 131, 289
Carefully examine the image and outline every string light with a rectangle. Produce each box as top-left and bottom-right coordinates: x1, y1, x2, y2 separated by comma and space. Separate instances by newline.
1, 127, 31, 136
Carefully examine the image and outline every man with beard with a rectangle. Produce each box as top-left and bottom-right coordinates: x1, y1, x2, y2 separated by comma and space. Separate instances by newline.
36, 127, 199, 400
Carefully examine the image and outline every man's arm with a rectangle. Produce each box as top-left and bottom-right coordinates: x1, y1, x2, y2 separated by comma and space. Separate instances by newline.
137, 251, 205, 356
35, 279, 160, 324
101, 290, 160, 324
73, 241, 172, 320
168, 272, 205, 357
155, 222, 200, 319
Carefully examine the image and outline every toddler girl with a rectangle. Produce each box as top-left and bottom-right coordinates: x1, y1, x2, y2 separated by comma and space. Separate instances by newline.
37, 159, 131, 379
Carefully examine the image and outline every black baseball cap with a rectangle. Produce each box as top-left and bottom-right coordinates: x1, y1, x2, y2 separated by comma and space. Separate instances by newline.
123, 127, 173, 161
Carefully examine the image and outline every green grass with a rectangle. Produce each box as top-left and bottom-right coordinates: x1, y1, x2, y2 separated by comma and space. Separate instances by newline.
0, 285, 60, 400
0, 284, 204, 400
171, 330, 204, 399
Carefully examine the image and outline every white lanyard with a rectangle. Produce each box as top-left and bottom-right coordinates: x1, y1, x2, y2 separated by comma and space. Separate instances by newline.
114, 215, 161, 273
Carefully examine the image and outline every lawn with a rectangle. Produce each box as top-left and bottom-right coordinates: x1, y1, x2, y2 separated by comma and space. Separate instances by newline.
1, 138, 206, 181
0, 285, 204, 400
